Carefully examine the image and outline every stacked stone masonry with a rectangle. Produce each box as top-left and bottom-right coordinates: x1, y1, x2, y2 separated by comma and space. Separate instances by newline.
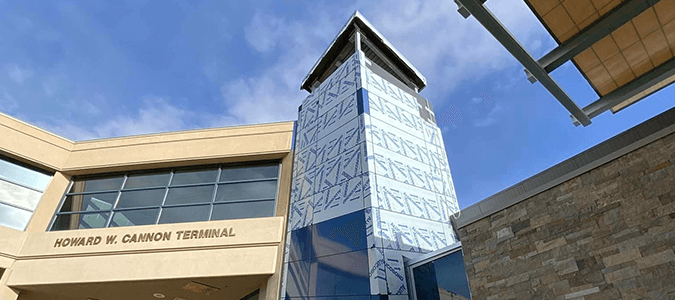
458, 131, 675, 299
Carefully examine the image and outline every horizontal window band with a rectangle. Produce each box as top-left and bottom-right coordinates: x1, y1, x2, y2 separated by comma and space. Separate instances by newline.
56, 198, 277, 215
64, 178, 279, 196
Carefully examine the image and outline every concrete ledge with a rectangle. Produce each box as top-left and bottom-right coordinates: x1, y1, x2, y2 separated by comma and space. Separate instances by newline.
456, 106, 675, 228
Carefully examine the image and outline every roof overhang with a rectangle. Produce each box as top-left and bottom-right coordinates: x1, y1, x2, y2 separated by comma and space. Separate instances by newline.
301, 10, 427, 92
454, 0, 675, 126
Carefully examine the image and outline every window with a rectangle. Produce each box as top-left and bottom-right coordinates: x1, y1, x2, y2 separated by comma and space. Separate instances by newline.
0, 155, 53, 231
407, 245, 472, 300
239, 289, 259, 300
50, 162, 280, 231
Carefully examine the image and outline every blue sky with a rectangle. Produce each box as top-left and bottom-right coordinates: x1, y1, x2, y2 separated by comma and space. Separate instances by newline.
0, 0, 672, 209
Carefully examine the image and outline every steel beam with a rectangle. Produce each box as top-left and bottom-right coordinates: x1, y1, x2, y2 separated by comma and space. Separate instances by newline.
456, 0, 592, 126
537, 0, 658, 74
573, 56, 675, 126
455, 0, 487, 18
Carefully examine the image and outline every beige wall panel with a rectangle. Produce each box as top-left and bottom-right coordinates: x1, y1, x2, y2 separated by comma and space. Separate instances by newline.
16, 274, 270, 300
1, 269, 20, 300
0, 227, 26, 259
263, 151, 294, 300
63, 129, 293, 173
0, 256, 14, 269
24, 172, 71, 233
70, 122, 293, 151
8, 245, 278, 286
19, 217, 283, 257
0, 114, 72, 171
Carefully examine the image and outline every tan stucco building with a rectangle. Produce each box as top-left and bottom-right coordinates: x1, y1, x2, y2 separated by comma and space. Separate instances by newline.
0, 112, 295, 300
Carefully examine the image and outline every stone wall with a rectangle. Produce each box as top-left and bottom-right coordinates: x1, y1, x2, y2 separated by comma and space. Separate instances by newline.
457, 131, 675, 299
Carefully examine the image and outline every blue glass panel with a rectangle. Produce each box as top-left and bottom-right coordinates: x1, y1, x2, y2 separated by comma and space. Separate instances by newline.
158, 205, 210, 224
433, 250, 471, 299
210, 200, 275, 220
164, 185, 214, 205
413, 250, 471, 299
215, 181, 277, 202
413, 261, 440, 300
116, 189, 166, 208
51, 212, 110, 231
285, 260, 311, 298
309, 249, 370, 297
288, 227, 312, 262
170, 168, 218, 186
110, 208, 160, 227
124, 172, 171, 189
69, 176, 124, 193
220, 164, 279, 182
59, 192, 118, 212
312, 210, 366, 258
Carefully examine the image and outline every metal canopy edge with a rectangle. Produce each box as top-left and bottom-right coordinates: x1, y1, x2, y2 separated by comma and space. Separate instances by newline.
573, 57, 675, 126
455, 0, 592, 126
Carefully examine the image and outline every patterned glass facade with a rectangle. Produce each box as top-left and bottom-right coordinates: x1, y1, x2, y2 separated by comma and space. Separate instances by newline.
283, 34, 460, 298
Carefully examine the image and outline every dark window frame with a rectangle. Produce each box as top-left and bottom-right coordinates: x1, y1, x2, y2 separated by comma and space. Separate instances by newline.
49, 161, 281, 231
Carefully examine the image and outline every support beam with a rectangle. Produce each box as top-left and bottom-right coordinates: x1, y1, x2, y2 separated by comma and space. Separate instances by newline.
536, 0, 658, 74
573, 56, 675, 126
455, 0, 488, 18
456, 0, 592, 126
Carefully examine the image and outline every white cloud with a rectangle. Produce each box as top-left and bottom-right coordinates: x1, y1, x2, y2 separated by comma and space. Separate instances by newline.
0, 88, 19, 113
40, 96, 201, 141
223, 0, 548, 125
7, 64, 33, 85
474, 104, 503, 128
219, 10, 339, 125
359, 0, 548, 98
244, 12, 286, 53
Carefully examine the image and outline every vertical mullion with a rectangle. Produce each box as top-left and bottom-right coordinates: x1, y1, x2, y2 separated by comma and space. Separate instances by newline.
272, 162, 282, 216
208, 166, 222, 221
155, 170, 174, 224
105, 175, 128, 228
47, 180, 75, 231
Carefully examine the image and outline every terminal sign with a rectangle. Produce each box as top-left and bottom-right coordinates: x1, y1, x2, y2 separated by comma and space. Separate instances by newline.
53, 227, 236, 248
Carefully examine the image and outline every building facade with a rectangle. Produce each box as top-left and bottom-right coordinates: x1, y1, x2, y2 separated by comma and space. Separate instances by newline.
4, 8, 671, 300
282, 11, 461, 300
0, 113, 295, 300
0, 11, 468, 300
455, 108, 675, 299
